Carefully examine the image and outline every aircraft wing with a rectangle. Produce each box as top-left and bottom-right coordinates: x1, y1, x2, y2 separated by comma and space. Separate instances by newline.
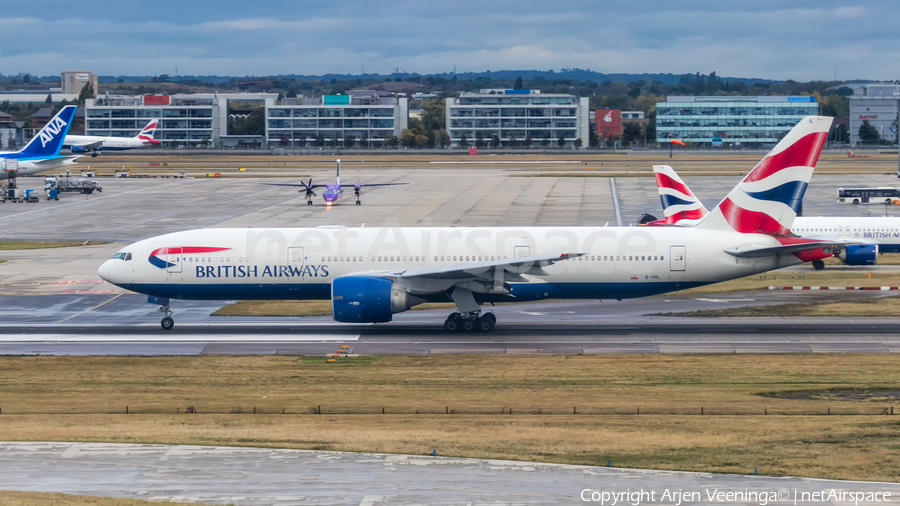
725, 240, 849, 258
258, 182, 327, 189
80, 141, 104, 150
32, 155, 78, 164
398, 252, 584, 280
340, 183, 409, 188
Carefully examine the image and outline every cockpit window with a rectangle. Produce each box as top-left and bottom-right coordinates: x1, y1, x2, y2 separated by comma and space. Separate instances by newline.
111, 252, 133, 261
124, 253, 132, 261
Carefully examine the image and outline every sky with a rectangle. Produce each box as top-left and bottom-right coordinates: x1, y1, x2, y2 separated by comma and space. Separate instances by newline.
1, 1, 897, 82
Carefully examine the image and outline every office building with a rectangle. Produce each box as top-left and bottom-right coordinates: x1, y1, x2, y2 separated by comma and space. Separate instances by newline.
265, 91, 408, 148
848, 84, 900, 145
656, 96, 819, 146
446, 90, 590, 148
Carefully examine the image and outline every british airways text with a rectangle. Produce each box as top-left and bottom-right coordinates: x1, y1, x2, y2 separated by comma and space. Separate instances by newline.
195, 264, 329, 278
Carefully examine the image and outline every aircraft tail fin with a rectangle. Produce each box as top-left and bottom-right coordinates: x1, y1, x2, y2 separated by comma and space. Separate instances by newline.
653, 165, 709, 225
336, 159, 341, 185
695, 116, 832, 235
19, 106, 77, 158
136, 119, 160, 145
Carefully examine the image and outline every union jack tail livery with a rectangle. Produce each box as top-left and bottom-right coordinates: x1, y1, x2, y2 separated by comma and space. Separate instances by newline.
136, 119, 160, 145
696, 116, 833, 236
652, 165, 709, 225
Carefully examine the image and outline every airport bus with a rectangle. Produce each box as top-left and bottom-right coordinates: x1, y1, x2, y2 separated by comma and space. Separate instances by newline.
837, 187, 900, 205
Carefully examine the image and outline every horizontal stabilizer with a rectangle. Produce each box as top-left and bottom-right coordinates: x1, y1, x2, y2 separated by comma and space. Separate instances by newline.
725, 240, 847, 258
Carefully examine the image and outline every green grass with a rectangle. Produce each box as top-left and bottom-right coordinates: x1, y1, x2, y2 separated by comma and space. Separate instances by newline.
1, 354, 899, 481
0, 240, 109, 250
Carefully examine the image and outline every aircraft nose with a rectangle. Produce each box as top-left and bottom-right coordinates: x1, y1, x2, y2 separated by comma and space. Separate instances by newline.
98, 260, 111, 282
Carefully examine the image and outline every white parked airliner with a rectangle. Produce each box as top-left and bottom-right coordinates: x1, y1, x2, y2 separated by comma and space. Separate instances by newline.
64, 119, 159, 157
100, 117, 838, 331
651, 164, 898, 269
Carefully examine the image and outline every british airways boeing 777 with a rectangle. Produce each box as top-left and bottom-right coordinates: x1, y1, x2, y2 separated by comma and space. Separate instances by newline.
100, 117, 838, 331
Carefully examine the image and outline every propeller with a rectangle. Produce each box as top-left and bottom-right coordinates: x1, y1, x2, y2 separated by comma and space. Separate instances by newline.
300, 179, 317, 197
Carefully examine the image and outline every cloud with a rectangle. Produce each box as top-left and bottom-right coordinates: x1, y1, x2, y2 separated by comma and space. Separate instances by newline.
0, 1, 897, 80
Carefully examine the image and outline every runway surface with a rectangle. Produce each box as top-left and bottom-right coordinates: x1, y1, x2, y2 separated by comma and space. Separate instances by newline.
2, 442, 898, 506
2, 292, 899, 355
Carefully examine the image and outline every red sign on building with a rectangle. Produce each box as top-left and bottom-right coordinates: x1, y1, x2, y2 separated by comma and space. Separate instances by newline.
143, 95, 171, 105
595, 109, 621, 140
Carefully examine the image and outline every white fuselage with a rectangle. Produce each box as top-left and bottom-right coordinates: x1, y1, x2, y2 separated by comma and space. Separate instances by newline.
64, 135, 151, 150
100, 226, 805, 304
791, 216, 900, 252
0, 154, 80, 179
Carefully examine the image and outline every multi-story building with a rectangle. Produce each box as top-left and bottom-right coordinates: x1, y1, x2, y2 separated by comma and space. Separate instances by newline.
849, 84, 900, 145
446, 90, 590, 148
266, 91, 408, 148
61, 70, 98, 95
85, 93, 277, 148
656, 96, 819, 146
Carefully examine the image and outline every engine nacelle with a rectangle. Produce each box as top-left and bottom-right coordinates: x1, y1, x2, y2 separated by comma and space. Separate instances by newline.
331, 276, 424, 323
838, 244, 878, 266
70, 145, 87, 154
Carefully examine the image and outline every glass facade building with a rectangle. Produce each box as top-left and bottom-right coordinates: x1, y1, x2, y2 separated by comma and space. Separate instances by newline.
85, 93, 277, 148
446, 90, 590, 148
266, 92, 408, 148
656, 96, 819, 146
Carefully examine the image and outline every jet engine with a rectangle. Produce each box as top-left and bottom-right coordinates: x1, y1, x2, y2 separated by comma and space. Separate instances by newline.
331, 276, 425, 323
838, 244, 878, 266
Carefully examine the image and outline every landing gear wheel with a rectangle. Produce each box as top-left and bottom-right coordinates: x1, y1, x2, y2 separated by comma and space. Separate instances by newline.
812, 259, 825, 270
356, 200, 361, 205
462, 319, 476, 332
476, 316, 495, 332
444, 318, 460, 332
307, 200, 313, 206
161, 316, 174, 330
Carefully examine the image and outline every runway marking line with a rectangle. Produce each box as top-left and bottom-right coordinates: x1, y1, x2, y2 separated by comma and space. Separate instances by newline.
55, 293, 124, 324
0, 181, 188, 222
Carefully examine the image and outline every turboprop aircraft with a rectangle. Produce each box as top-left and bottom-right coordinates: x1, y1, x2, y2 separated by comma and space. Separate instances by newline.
259, 159, 407, 205
100, 116, 837, 332
650, 164, 894, 269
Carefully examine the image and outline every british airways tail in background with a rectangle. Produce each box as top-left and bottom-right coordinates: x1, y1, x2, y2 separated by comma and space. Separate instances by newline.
651, 148, 899, 268
0, 105, 80, 179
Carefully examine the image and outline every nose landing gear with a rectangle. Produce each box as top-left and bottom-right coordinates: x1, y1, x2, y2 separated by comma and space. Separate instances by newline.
444, 311, 496, 332
158, 303, 174, 330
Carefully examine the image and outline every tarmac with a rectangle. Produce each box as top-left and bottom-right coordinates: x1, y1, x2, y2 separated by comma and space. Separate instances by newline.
2, 169, 900, 355
2, 442, 899, 505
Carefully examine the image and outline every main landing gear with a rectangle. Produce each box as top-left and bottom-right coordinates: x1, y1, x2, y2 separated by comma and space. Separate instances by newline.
443, 311, 496, 333
159, 303, 174, 330
812, 259, 825, 270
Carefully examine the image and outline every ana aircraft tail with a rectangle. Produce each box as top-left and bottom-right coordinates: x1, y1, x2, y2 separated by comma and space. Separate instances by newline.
136, 119, 160, 145
652, 165, 709, 225
18, 106, 77, 158
695, 116, 832, 236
